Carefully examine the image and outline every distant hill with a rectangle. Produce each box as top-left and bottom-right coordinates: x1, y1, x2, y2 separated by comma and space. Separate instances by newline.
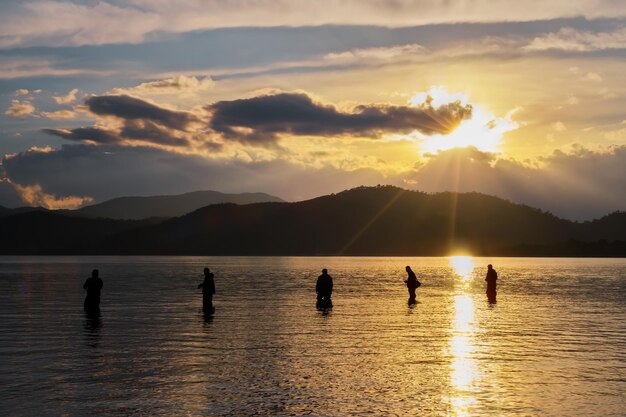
0, 205, 46, 218
71, 190, 284, 219
1, 186, 624, 256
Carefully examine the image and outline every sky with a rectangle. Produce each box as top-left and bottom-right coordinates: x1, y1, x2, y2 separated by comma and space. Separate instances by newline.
0, 0, 625, 220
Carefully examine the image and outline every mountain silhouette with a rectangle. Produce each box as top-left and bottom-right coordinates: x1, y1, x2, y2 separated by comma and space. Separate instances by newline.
0, 205, 47, 218
1, 186, 624, 255
0, 190, 283, 220
0, 211, 158, 254
71, 190, 283, 219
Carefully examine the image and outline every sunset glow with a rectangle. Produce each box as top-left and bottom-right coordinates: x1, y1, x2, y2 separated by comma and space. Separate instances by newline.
0, 1, 624, 221
408, 87, 519, 154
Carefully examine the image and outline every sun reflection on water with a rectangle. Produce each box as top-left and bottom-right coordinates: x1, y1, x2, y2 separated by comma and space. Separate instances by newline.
448, 256, 478, 416
450, 256, 475, 282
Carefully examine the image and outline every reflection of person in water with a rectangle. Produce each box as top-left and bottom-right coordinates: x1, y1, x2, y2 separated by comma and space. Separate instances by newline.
316, 268, 333, 308
485, 264, 498, 303
83, 269, 103, 312
197, 268, 215, 314
404, 266, 420, 305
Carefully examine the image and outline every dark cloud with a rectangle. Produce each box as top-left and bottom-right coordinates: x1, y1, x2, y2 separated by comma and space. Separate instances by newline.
43, 117, 194, 149
43, 127, 121, 144
41, 94, 201, 149
85, 94, 196, 130
0, 179, 23, 207
208, 93, 472, 143
42, 91, 472, 148
120, 120, 190, 147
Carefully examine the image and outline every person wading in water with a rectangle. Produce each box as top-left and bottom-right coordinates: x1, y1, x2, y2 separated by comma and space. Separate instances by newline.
198, 268, 216, 314
316, 268, 333, 309
404, 266, 420, 305
485, 264, 498, 303
83, 269, 103, 313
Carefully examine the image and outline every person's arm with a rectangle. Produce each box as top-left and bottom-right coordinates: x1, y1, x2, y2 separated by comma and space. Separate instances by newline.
316, 277, 320, 293
211, 280, 215, 294
329, 277, 333, 293
197, 282, 204, 289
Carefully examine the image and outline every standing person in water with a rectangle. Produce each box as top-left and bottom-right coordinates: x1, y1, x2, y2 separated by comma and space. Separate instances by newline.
485, 264, 498, 302
83, 269, 103, 313
316, 268, 333, 308
404, 266, 420, 305
198, 268, 215, 314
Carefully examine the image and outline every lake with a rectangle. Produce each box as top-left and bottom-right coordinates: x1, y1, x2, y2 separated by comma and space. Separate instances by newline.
0, 256, 624, 416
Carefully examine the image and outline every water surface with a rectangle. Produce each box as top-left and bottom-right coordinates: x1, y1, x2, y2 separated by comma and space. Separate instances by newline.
0, 256, 624, 416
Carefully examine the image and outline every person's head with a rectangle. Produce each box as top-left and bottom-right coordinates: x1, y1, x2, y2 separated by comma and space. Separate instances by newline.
92, 269, 99, 278
322, 268, 328, 275
487, 264, 493, 270
405, 266, 412, 272
204, 267, 210, 277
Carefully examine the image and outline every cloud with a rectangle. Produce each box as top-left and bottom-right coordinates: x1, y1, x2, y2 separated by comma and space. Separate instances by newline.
0, 178, 24, 207
12, 182, 93, 209
0, 159, 93, 209
1, 1, 624, 48
566, 65, 604, 82
0, 1, 161, 48
43, 94, 203, 149
207, 92, 472, 143
41, 90, 473, 151
0, 57, 109, 79
111, 75, 213, 96
40, 109, 78, 119
119, 120, 191, 147
43, 127, 121, 144
524, 27, 626, 51
323, 44, 426, 64
85, 94, 197, 130
53, 88, 79, 104
408, 145, 626, 220
4, 100, 35, 117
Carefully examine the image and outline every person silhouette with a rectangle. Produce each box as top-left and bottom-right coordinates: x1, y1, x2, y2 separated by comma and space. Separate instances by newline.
83, 269, 103, 313
316, 268, 333, 308
197, 268, 215, 314
485, 264, 498, 303
404, 266, 420, 305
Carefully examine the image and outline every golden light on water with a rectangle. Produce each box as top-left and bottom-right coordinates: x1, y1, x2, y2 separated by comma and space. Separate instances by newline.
448, 256, 478, 416
450, 255, 475, 282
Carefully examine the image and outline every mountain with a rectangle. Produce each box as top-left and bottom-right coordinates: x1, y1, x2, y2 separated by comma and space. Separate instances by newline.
0, 205, 47, 218
0, 211, 158, 254
71, 190, 284, 219
101, 186, 626, 256
1, 186, 624, 256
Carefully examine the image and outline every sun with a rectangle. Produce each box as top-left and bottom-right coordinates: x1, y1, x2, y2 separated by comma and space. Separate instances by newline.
407, 86, 519, 154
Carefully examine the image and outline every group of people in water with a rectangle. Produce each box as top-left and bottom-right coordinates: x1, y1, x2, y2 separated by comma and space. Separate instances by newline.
83, 264, 498, 314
